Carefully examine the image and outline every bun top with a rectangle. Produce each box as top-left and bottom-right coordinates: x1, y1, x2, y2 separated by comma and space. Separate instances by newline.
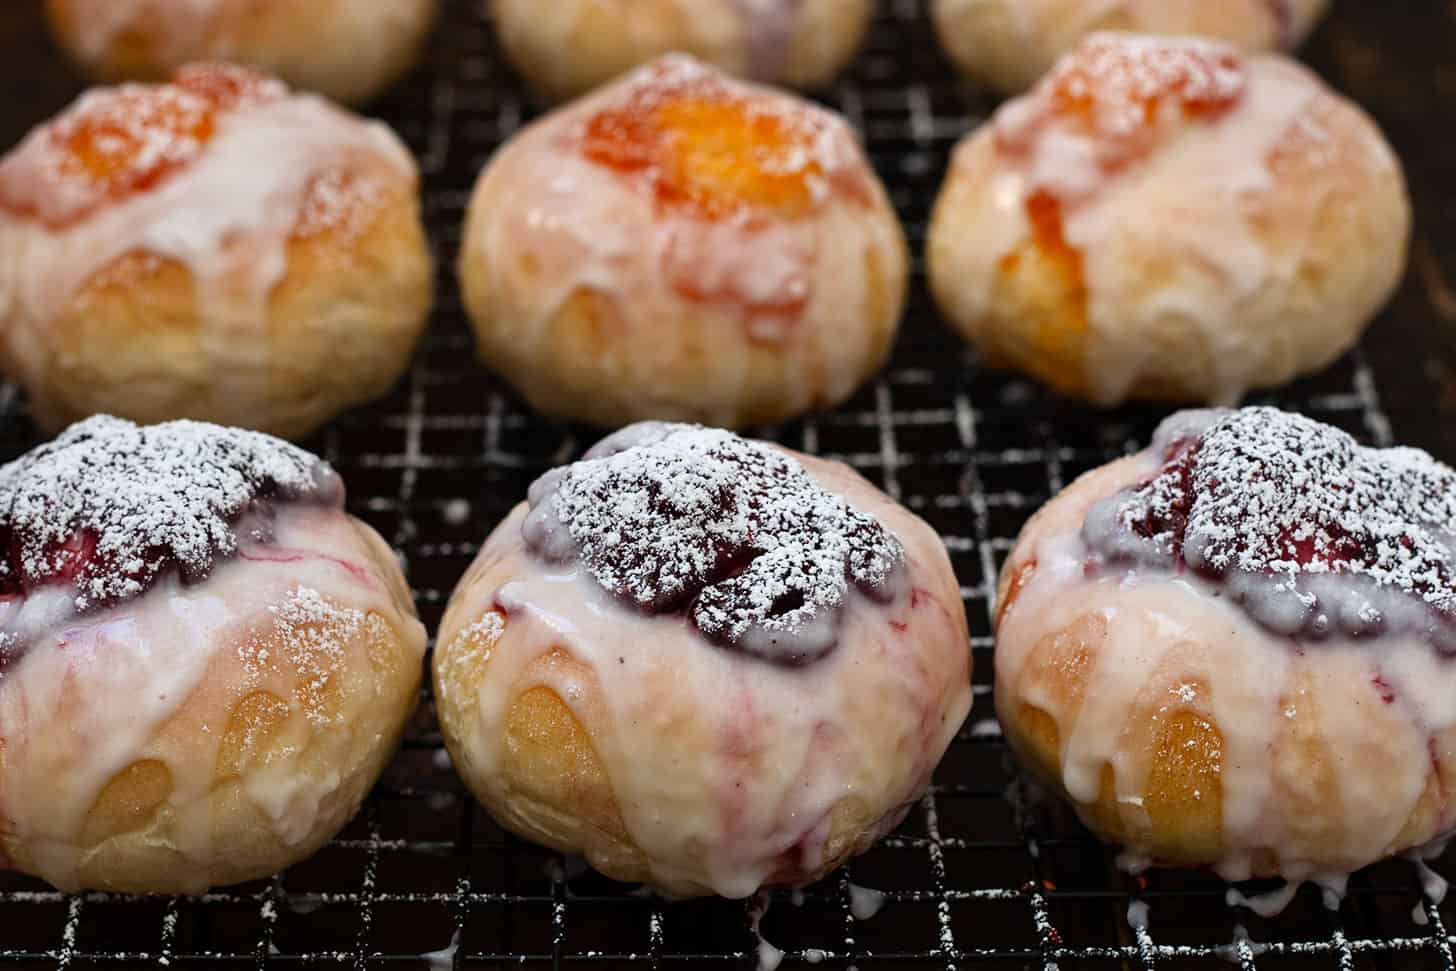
522, 422, 904, 666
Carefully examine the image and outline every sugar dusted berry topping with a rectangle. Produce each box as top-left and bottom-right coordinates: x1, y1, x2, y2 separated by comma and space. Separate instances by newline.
996, 32, 1245, 178
0, 63, 286, 229
1083, 408, 1456, 651
521, 423, 905, 666
579, 55, 850, 221
0, 415, 340, 613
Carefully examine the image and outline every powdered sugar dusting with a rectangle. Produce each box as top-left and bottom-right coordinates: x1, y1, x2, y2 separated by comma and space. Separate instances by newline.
0, 63, 287, 229
577, 54, 861, 219
521, 423, 904, 665
1083, 407, 1456, 651
995, 32, 1246, 179
0, 415, 339, 613
1050, 32, 1245, 138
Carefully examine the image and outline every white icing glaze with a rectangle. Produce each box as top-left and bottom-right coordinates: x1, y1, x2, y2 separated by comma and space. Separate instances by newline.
461, 55, 904, 425
0, 77, 416, 396
439, 451, 970, 898
1083, 408, 1456, 649
497, 0, 811, 90
996, 440, 1456, 908
0, 504, 425, 891
847, 882, 885, 920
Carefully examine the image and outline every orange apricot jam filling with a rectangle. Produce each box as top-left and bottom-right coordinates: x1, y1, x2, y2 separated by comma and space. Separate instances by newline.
998, 35, 1246, 176
0, 64, 285, 229
1024, 189, 1090, 361
580, 63, 832, 221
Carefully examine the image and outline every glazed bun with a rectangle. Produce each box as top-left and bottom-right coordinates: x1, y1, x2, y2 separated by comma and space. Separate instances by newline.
459, 55, 907, 429
0, 416, 425, 894
926, 33, 1410, 406
44, 0, 439, 106
434, 423, 971, 897
931, 0, 1329, 94
492, 0, 872, 102
0, 64, 433, 440
995, 407, 1456, 901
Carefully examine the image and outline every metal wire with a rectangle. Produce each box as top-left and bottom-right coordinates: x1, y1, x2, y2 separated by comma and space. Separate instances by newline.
1, 1, 1453, 968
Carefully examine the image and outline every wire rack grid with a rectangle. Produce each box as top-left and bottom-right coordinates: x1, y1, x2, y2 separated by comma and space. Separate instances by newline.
1, 1, 1455, 968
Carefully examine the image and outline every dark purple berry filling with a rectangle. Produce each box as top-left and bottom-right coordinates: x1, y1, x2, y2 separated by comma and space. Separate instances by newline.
522, 422, 905, 666
1082, 407, 1456, 653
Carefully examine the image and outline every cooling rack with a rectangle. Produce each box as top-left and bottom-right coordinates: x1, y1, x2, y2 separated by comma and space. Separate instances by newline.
2, 0, 1455, 967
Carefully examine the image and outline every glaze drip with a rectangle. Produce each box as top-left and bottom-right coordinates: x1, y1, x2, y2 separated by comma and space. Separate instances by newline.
1083, 407, 1456, 651
0, 415, 339, 620
521, 422, 904, 665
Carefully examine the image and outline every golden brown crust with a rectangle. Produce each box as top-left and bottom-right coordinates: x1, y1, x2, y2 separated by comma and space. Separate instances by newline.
44, 0, 438, 105
434, 597, 898, 891
492, 0, 871, 101
12, 178, 432, 440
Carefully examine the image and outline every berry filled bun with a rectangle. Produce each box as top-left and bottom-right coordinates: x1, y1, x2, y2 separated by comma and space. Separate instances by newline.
434, 423, 970, 897
996, 407, 1456, 899
0, 64, 433, 440
459, 55, 907, 429
926, 33, 1410, 406
44, 0, 438, 106
0, 416, 425, 894
931, 0, 1329, 94
491, 0, 872, 102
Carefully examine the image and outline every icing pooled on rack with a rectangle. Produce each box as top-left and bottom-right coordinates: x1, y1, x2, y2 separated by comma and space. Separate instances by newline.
0, 415, 338, 617
1083, 408, 1456, 650
521, 422, 904, 664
